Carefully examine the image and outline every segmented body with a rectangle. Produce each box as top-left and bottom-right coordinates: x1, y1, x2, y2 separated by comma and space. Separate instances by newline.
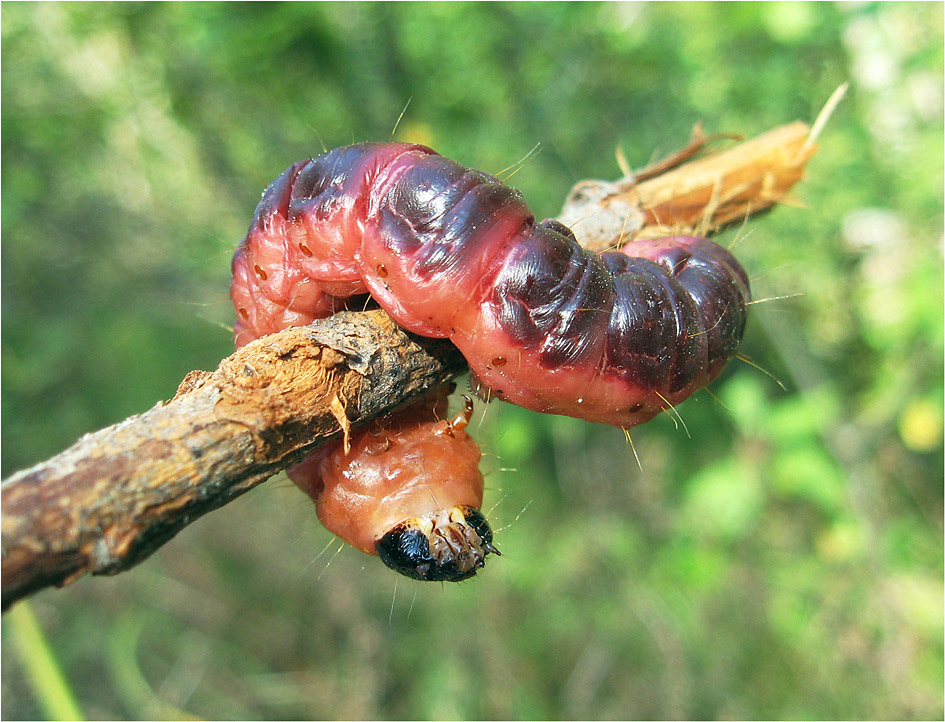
230, 142, 751, 580
232, 142, 750, 428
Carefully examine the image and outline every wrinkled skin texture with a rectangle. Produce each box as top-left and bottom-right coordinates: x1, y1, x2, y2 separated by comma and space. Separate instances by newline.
232, 143, 750, 428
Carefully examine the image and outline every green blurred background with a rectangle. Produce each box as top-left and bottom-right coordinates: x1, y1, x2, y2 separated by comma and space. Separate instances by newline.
2, 2, 942, 719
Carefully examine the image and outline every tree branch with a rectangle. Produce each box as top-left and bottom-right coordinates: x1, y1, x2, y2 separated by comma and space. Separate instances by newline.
557, 121, 817, 251
2, 312, 465, 610
1, 121, 820, 611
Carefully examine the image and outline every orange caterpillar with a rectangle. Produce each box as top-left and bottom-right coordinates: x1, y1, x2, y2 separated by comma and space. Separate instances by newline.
288, 390, 497, 581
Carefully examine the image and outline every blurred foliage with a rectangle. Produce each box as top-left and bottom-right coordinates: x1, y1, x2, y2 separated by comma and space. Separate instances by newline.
2, 2, 942, 720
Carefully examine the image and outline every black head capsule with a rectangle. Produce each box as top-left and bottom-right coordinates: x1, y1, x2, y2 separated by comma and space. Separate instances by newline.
375, 505, 500, 582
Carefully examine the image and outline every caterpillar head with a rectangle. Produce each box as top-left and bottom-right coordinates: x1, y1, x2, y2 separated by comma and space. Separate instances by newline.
376, 505, 499, 582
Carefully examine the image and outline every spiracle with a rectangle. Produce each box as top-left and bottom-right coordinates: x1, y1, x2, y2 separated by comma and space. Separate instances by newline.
231, 142, 751, 581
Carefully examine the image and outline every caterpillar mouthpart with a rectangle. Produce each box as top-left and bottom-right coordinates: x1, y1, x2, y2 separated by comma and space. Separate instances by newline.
375, 505, 500, 582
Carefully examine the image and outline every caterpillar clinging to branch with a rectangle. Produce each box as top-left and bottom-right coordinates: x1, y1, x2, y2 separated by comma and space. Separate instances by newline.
231, 142, 751, 581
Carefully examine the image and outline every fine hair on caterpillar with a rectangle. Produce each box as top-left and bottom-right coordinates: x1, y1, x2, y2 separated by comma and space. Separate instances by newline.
230, 142, 751, 582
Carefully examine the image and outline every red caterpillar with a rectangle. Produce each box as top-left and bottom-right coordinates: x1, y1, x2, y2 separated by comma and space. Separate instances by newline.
231, 142, 750, 580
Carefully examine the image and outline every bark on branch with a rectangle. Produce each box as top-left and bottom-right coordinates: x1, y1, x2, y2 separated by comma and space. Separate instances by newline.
2, 120, 821, 611
2, 313, 466, 610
